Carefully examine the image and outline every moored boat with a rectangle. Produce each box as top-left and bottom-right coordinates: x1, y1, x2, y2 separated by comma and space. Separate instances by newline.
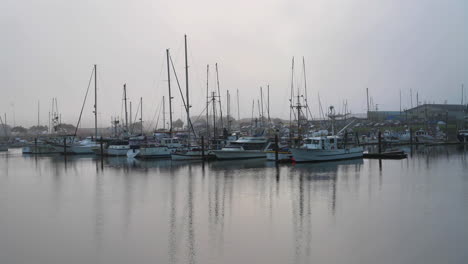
212, 136, 269, 160
290, 136, 363, 162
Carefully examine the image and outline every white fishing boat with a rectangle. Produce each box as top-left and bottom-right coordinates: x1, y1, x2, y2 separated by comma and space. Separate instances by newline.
290, 136, 363, 162
414, 129, 436, 143
264, 142, 293, 161
457, 129, 468, 142
171, 146, 215, 161
22, 142, 59, 154
126, 144, 171, 159
212, 136, 269, 160
48, 137, 97, 154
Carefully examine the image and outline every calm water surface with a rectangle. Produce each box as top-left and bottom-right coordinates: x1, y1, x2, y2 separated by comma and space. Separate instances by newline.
1, 146, 468, 264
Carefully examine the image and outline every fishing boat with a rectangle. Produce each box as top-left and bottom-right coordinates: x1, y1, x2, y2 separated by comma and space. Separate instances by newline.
212, 136, 270, 160
264, 142, 293, 162
457, 129, 468, 142
126, 143, 171, 159
290, 136, 363, 162
171, 146, 215, 161
413, 129, 436, 143
22, 141, 59, 154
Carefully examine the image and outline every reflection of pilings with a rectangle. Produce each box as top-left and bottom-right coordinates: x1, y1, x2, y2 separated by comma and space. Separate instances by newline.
93, 169, 104, 252
187, 169, 196, 264
168, 173, 178, 264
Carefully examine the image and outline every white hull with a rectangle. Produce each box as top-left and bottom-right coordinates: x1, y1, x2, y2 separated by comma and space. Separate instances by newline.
22, 144, 59, 154
212, 150, 266, 160
51, 144, 96, 154
127, 147, 171, 159
106, 147, 130, 156
265, 151, 293, 161
291, 147, 363, 162
171, 152, 203, 161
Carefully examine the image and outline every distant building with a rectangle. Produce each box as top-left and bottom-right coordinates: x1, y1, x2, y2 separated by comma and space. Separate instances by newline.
367, 111, 404, 121
404, 104, 467, 122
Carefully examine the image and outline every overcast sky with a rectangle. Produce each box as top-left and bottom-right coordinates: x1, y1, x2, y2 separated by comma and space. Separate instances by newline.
1, 0, 467, 128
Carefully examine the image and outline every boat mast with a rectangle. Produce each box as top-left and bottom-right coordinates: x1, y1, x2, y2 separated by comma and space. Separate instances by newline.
216, 63, 224, 130
124, 84, 128, 131
94, 64, 98, 139
289, 57, 294, 143
206, 64, 210, 138
303, 57, 308, 120
212, 92, 217, 139
140, 97, 143, 135
184, 35, 190, 144
260, 86, 264, 126
163, 96, 166, 130
129, 101, 132, 133
166, 49, 173, 136
267, 85, 271, 124
37, 100, 40, 127
237, 89, 240, 128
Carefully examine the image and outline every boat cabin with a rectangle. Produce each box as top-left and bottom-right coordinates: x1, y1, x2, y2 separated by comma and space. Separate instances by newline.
302, 136, 339, 150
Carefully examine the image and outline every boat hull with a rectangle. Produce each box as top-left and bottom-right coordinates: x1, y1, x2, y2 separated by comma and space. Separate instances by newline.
291, 147, 363, 162
265, 151, 293, 161
212, 150, 266, 160
22, 144, 59, 154
127, 147, 171, 159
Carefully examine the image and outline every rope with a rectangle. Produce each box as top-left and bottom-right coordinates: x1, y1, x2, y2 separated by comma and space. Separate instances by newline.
72, 67, 95, 142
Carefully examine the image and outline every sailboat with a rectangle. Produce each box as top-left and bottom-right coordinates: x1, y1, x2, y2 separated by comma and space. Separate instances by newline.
49, 65, 99, 154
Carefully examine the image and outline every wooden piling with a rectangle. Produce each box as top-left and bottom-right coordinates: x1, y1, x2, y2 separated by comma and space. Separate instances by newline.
201, 136, 205, 160
275, 134, 279, 163
63, 137, 67, 156
378, 131, 382, 154
410, 128, 413, 145
34, 138, 37, 154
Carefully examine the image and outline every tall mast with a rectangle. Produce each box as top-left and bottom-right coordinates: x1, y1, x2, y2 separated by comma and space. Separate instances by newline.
124, 84, 128, 131
140, 97, 143, 135
166, 49, 173, 135
94, 64, 98, 139
289, 57, 294, 142
206, 64, 210, 138
212, 92, 217, 139
237, 89, 240, 125
163, 96, 166, 130
215, 63, 224, 129
303, 57, 308, 120
366, 88, 370, 115
260, 86, 264, 126
129, 101, 132, 133
184, 34, 190, 143
227, 90, 231, 132
410, 89, 413, 108
37, 100, 40, 127
399, 89, 402, 113
267, 85, 270, 124
462, 84, 464, 105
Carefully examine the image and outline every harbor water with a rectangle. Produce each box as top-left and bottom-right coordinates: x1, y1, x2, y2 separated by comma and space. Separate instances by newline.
1, 146, 467, 264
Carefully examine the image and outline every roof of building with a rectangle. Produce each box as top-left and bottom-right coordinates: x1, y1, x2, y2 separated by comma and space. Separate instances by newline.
406, 104, 467, 112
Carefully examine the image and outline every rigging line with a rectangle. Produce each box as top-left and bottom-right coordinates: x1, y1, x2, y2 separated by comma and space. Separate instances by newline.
149, 97, 163, 131
153, 98, 163, 131
72, 67, 95, 142
132, 99, 141, 131
192, 100, 212, 125
169, 55, 197, 138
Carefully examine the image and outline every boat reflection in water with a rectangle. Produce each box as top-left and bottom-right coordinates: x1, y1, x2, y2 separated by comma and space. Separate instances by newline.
2, 146, 468, 264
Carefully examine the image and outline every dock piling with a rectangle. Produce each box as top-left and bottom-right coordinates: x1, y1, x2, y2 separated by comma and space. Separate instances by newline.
275, 134, 279, 163
201, 136, 205, 160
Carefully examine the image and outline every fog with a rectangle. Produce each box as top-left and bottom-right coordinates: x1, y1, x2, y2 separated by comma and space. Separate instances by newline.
1, 0, 467, 128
